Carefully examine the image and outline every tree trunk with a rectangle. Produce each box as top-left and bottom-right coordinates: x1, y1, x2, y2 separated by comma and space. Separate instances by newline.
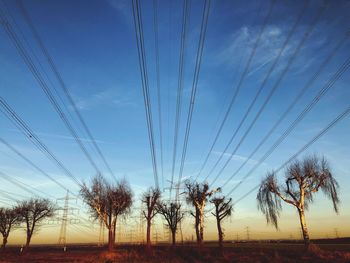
298, 208, 310, 249
146, 218, 151, 247
195, 221, 200, 244
25, 222, 35, 251
199, 207, 204, 245
108, 227, 114, 251
113, 220, 117, 247
195, 210, 200, 243
25, 234, 31, 250
1, 236, 7, 251
171, 230, 176, 246
216, 217, 223, 249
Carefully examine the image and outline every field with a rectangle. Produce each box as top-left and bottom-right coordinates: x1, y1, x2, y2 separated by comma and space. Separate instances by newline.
1, 242, 350, 263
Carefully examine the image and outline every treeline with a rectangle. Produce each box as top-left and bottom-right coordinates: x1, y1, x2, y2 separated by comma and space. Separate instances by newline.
0, 198, 56, 251
80, 174, 233, 251
81, 155, 340, 251
0, 155, 341, 253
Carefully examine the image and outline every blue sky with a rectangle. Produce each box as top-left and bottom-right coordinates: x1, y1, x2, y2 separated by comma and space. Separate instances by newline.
0, 0, 350, 243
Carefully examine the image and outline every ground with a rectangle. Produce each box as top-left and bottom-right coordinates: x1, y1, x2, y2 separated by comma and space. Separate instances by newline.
1, 242, 350, 262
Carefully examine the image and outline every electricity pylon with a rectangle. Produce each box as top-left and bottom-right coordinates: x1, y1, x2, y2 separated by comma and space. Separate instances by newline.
57, 191, 77, 247
58, 192, 69, 246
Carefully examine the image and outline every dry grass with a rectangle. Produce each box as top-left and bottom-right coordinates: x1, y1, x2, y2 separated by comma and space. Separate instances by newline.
0, 243, 350, 262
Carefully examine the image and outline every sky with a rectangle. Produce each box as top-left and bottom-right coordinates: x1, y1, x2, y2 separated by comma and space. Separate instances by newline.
0, 0, 350, 245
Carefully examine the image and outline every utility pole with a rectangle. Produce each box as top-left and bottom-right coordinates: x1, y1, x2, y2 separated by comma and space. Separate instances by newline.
161, 217, 171, 244
127, 230, 135, 244
334, 228, 339, 238
118, 221, 122, 243
245, 226, 250, 241
162, 218, 166, 243
153, 229, 159, 244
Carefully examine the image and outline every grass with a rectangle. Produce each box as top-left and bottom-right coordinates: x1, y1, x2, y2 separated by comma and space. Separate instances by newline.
0, 242, 350, 262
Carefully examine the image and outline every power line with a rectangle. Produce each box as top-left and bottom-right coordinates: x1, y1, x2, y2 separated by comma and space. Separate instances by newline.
0, 6, 102, 176
233, 106, 350, 205
165, 0, 172, 187
132, 0, 159, 188
202, 0, 308, 181
274, 107, 350, 174
0, 0, 76, 125
0, 172, 92, 231
0, 170, 42, 198
0, 97, 82, 187
16, 0, 117, 182
219, 32, 348, 191
0, 189, 28, 200
209, 2, 328, 186
153, 0, 164, 190
176, 0, 211, 199
0, 137, 73, 194
0, 190, 20, 202
169, 0, 190, 198
195, 0, 276, 181
0, 171, 90, 228
226, 55, 350, 196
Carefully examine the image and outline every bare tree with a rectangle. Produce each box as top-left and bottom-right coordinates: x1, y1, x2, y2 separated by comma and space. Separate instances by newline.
0, 207, 20, 251
17, 198, 56, 250
156, 202, 184, 246
185, 180, 220, 244
210, 197, 233, 249
257, 156, 340, 249
80, 174, 133, 251
142, 187, 160, 248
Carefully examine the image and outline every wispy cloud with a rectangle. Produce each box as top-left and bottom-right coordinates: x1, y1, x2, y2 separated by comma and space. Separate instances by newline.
105, 0, 130, 19
216, 25, 291, 72
73, 88, 137, 111
6, 129, 108, 144
215, 23, 327, 78
211, 151, 265, 167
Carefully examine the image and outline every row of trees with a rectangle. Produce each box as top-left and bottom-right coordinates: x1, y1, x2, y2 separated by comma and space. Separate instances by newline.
81, 174, 233, 251
81, 156, 340, 251
0, 155, 340, 252
0, 198, 55, 251
140, 155, 340, 250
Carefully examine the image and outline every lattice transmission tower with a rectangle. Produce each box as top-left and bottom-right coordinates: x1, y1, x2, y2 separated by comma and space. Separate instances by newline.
57, 191, 77, 247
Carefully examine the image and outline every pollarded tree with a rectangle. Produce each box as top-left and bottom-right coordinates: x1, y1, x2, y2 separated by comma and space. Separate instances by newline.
185, 180, 220, 244
80, 174, 133, 251
17, 198, 56, 250
210, 197, 233, 249
156, 202, 184, 246
257, 156, 340, 249
142, 187, 161, 248
0, 207, 20, 251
